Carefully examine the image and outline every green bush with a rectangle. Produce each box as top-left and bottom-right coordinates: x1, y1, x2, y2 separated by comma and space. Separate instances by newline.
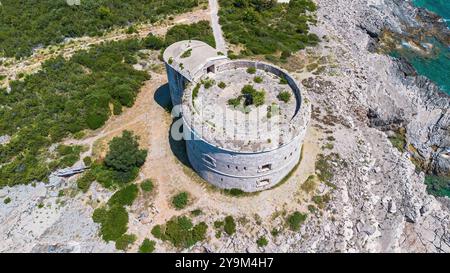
246, 67, 256, 74
108, 184, 139, 207
218, 82, 227, 89
77, 171, 96, 193
224, 216, 236, 236
172, 192, 189, 209
83, 156, 92, 167
4, 197, 11, 204
240, 85, 265, 107
86, 111, 109, 130
142, 33, 165, 50
202, 78, 215, 89
281, 50, 292, 60
139, 238, 156, 253
55, 145, 83, 168
113, 100, 123, 115
315, 154, 335, 183
271, 228, 280, 237
115, 234, 137, 250
388, 132, 407, 153
279, 76, 288, 85
93, 205, 129, 241
277, 91, 291, 103
308, 204, 317, 213
253, 76, 263, 83
287, 211, 307, 231
312, 194, 331, 209
301, 175, 316, 194
151, 225, 163, 239
214, 220, 224, 229
256, 236, 268, 247
192, 83, 201, 101
156, 216, 208, 248
126, 26, 138, 34
140, 179, 154, 192
425, 175, 450, 197
180, 49, 192, 58
192, 222, 208, 242
227, 97, 242, 108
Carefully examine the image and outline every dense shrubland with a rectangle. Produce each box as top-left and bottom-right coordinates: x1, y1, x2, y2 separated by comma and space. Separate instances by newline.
0, 0, 202, 58
0, 40, 149, 188
0, 21, 214, 189
218, 0, 319, 60
164, 21, 216, 48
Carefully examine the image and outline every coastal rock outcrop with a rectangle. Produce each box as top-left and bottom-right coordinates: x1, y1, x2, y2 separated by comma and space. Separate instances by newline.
359, 0, 450, 177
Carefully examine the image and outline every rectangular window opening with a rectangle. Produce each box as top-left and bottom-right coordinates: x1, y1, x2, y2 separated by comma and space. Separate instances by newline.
257, 179, 270, 187
261, 164, 272, 172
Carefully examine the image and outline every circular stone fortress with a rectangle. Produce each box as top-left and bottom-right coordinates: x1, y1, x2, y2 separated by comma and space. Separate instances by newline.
163, 40, 310, 192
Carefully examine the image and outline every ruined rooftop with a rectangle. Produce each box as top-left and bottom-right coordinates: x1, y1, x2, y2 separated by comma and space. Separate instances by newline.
182, 62, 308, 153
162, 40, 227, 81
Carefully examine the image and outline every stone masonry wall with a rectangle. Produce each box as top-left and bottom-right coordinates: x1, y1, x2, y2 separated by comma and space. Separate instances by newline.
165, 63, 187, 106
183, 120, 306, 192
166, 56, 310, 192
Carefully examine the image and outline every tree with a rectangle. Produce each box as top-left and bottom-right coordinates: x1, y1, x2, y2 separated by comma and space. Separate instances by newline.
104, 131, 147, 173
142, 33, 165, 50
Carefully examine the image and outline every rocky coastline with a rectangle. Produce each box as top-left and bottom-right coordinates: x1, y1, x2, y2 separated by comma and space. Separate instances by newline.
361, 0, 450, 180
282, 0, 450, 252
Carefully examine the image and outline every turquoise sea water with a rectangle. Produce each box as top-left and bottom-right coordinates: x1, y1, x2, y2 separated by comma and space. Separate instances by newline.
389, 0, 450, 95
414, 0, 450, 27
400, 1, 450, 197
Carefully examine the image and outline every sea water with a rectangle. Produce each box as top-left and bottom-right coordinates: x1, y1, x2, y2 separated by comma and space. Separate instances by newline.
389, 0, 450, 95
396, 1, 450, 197
414, 0, 450, 27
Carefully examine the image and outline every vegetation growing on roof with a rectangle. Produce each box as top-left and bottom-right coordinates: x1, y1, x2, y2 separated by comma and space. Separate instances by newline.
277, 91, 291, 103
246, 67, 256, 74
181, 49, 192, 58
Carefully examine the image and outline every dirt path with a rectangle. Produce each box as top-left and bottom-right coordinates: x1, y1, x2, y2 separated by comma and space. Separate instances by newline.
209, 0, 227, 53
